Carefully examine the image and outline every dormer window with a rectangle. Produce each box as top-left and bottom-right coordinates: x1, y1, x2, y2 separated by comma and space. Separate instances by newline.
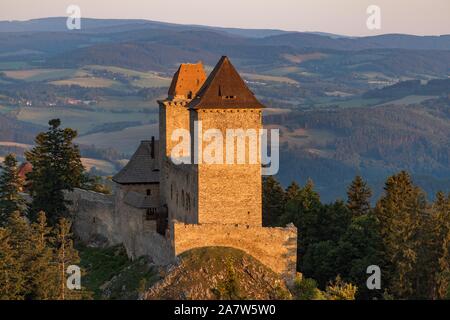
222, 95, 236, 100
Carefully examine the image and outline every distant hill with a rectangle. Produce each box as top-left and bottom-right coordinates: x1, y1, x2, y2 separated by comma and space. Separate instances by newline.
260, 33, 450, 50
0, 17, 449, 202
0, 17, 288, 38
0, 114, 43, 144
364, 78, 450, 99
266, 99, 450, 202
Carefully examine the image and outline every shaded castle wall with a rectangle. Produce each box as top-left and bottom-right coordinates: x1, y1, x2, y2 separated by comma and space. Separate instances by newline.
68, 187, 174, 266
66, 188, 120, 246
173, 222, 297, 279
163, 163, 198, 225
193, 108, 263, 226
115, 185, 174, 265
160, 100, 198, 226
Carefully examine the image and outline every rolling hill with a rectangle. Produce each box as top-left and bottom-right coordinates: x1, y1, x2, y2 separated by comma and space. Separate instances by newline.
0, 17, 449, 201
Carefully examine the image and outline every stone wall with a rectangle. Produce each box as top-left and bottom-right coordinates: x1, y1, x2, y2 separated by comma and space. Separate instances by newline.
173, 222, 297, 280
115, 185, 174, 265
66, 188, 120, 246
193, 108, 263, 226
163, 163, 198, 225
67, 187, 174, 266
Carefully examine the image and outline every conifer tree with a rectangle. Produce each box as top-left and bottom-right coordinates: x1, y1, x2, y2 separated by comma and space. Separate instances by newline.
0, 154, 26, 226
54, 218, 81, 300
29, 211, 59, 299
4, 211, 33, 298
375, 171, 426, 298
0, 227, 27, 299
280, 179, 324, 271
347, 175, 372, 218
433, 192, 450, 299
285, 181, 301, 202
262, 176, 285, 227
26, 119, 84, 224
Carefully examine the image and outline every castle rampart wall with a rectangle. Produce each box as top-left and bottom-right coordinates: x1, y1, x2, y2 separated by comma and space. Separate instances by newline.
173, 222, 297, 279
66, 188, 120, 246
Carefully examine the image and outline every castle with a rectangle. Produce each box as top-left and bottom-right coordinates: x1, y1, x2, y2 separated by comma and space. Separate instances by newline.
70, 57, 297, 280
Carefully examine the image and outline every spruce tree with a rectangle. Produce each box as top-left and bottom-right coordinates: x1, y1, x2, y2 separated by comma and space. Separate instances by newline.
375, 171, 426, 298
285, 181, 300, 202
0, 154, 26, 226
347, 175, 372, 218
0, 227, 27, 299
54, 218, 81, 300
262, 176, 285, 227
280, 179, 323, 271
29, 211, 59, 299
4, 211, 33, 298
26, 119, 84, 224
433, 192, 450, 299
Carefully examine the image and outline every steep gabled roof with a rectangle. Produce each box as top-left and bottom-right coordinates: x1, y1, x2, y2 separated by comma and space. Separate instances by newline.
168, 62, 207, 99
112, 139, 160, 185
189, 56, 265, 109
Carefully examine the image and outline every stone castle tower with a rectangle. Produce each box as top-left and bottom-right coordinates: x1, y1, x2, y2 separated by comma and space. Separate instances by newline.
110, 56, 297, 279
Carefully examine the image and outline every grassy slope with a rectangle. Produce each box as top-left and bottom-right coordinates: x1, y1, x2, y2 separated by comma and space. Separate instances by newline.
78, 244, 159, 300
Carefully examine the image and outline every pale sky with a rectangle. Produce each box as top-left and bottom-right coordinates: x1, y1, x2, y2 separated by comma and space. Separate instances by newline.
0, 0, 449, 36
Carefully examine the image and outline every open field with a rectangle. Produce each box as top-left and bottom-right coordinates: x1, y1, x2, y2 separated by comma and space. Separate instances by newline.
3, 69, 80, 82
50, 76, 120, 88
0, 141, 32, 149
15, 107, 157, 135
241, 72, 299, 85
282, 52, 327, 64
375, 95, 438, 107
77, 123, 159, 155
81, 157, 116, 175
84, 65, 171, 88
95, 96, 161, 112
0, 61, 30, 70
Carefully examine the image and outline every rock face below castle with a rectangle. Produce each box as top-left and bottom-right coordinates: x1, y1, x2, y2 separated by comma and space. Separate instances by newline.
70, 57, 297, 281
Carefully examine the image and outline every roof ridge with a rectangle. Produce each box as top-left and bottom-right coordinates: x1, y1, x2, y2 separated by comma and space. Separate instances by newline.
189, 56, 264, 109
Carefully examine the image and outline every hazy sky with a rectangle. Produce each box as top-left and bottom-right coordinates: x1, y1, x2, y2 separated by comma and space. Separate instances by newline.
0, 0, 449, 36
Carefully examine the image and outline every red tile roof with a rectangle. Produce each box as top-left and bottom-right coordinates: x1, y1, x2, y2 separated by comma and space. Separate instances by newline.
168, 62, 207, 99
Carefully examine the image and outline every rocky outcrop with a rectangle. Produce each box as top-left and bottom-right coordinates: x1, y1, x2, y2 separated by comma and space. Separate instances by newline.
143, 247, 292, 300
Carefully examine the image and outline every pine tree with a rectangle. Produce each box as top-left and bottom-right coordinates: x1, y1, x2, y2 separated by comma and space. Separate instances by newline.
54, 218, 81, 300
29, 211, 59, 299
375, 171, 426, 298
262, 176, 285, 227
280, 179, 324, 272
4, 211, 33, 298
0, 227, 27, 299
285, 181, 300, 202
347, 175, 372, 218
433, 192, 450, 299
26, 119, 84, 224
0, 154, 26, 226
